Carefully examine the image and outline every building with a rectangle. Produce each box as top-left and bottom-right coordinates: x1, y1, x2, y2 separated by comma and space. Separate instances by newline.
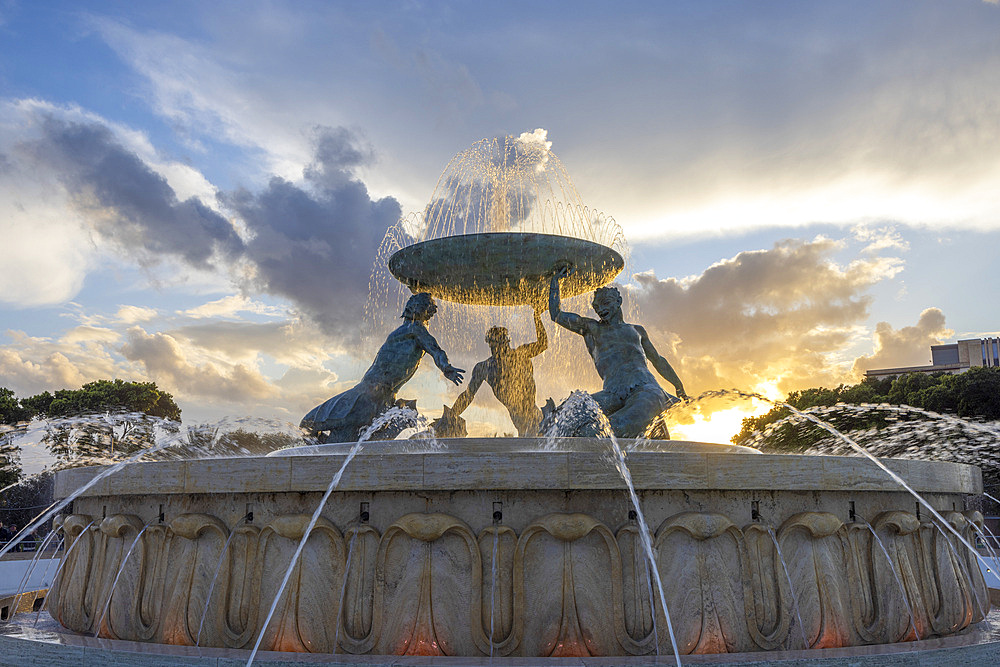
865, 337, 1000, 380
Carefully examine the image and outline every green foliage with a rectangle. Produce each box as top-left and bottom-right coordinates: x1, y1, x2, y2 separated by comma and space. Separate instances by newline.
954, 367, 1000, 420
0, 387, 31, 425
36, 379, 181, 421
0, 380, 182, 475
734, 368, 1000, 451
19, 391, 53, 418
1, 388, 29, 488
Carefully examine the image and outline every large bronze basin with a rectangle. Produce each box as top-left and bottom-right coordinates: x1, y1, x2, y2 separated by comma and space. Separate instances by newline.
388, 232, 624, 305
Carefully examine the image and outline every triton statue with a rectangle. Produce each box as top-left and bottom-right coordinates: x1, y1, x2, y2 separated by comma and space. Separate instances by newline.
301, 292, 464, 443
549, 264, 686, 438
436, 307, 548, 437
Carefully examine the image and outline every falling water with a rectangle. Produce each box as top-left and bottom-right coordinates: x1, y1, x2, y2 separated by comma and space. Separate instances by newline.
35, 521, 94, 626
970, 524, 1000, 590
786, 404, 1000, 585
31, 535, 64, 627
245, 406, 413, 666
10, 529, 58, 615
972, 523, 1000, 566
737, 400, 1000, 479
489, 526, 500, 660
604, 429, 682, 667
539, 390, 614, 448
364, 132, 635, 438
685, 388, 1000, 589
0, 415, 313, 560
332, 528, 359, 654
976, 520, 1000, 556
764, 527, 810, 649
548, 393, 684, 665
94, 522, 152, 636
0, 500, 57, 561
857, 517, 920, 640
930, 522, 990, 619
195, 527, 241, 646
643, 559, 659, 654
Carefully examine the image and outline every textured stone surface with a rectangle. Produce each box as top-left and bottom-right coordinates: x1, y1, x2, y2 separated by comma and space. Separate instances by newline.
46, 446, 988, 658
57, 441, 983, 497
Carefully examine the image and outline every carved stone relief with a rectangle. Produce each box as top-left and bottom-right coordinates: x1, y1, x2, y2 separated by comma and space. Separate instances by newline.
51, 507, 989, 657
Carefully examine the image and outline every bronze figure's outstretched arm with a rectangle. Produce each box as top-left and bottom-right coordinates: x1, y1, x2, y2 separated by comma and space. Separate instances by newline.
636, 324, 687, 398
416, 326, 465, 385
449, 362, 487, 417
520, 308, 549, 358
548, 263, 588, 335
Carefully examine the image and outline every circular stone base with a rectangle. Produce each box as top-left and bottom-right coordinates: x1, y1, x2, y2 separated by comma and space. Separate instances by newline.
46, 443, 987, 659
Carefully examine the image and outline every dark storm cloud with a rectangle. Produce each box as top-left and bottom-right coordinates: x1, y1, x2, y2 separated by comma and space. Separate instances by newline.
224, 125, 401, 337
17, 115, 400, 339
23, 116, 244, 268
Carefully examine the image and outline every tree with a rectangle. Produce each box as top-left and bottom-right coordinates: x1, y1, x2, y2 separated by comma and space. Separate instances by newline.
0, 388, 30, 424
23, 380, 182, 467
735, 368, 1000, 452
954, 367, 1000, 420
0, 388, 29, 488
37, 379, 180, 421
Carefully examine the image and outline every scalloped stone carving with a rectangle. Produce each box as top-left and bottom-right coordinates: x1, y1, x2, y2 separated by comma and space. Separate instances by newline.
51, 507, 989, 657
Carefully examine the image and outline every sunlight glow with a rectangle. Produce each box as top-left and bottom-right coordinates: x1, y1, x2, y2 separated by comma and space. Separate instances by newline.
668, 392, 775, 445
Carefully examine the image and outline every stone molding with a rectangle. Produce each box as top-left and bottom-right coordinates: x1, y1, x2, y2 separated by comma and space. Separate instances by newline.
53, 446, 983, 498
47, 508, 989, 657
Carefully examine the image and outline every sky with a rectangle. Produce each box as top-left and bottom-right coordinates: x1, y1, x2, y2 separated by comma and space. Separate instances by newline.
2, 1, 1000, 442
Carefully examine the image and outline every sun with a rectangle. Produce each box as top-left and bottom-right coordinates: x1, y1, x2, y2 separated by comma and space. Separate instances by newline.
666, 384, 779, 444
667, 405, 762, 444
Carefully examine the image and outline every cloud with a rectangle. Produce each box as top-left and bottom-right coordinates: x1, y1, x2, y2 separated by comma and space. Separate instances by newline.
19, 115, 244, 270
0, 107, 95, 306
0, 330, 121, 396
852, 224, 910, 254
121, 327, 275, 403
852, 308, 953, 374
0, 307, 346, 423
5, 100, 400, 339
115, 305, 159, 324
169, 319, 333, 369
180, 295, 283, 320
59, 326, 120, 345
225, 125, 401, 338
627, 237, 905, 395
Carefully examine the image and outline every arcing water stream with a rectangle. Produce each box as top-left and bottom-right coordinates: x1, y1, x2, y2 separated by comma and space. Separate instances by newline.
244, 407, 432, 667
694, 388, 1000, 596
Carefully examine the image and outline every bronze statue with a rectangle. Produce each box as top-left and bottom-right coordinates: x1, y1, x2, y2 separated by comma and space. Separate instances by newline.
549, 264, 686, 438
437, 307, 548, 437
301, 293, 464, 443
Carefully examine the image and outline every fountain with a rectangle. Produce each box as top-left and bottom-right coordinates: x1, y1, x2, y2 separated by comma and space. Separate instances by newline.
1, 134, 997, 665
